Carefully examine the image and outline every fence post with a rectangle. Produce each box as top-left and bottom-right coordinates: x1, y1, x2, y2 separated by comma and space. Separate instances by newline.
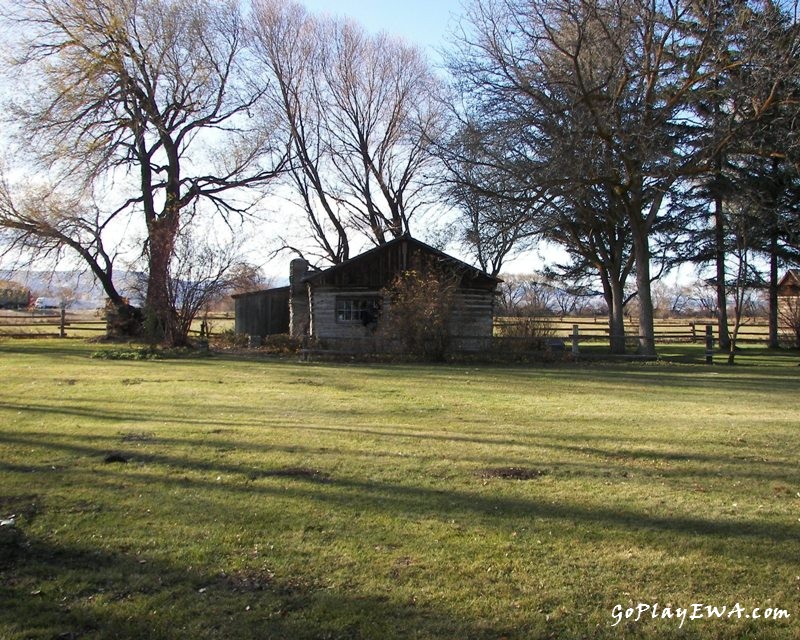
572, 324, 580, 357
705, 324, 713, 364
60, 308, 66, 338
691, 322, 696, 343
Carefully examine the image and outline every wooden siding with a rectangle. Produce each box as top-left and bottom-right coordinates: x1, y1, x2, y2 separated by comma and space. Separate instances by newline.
449, 289, 495, 351
306, 236, 498, 292
310, 288, 380, 341
309, 287, 495, 352
777, 275, 800, 298
777, 271, 800, 328
450, 289, 495, 332
233, 287, 290, 337
778, 295, 798, 322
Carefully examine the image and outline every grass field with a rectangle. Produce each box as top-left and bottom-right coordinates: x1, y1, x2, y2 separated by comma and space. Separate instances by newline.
0, 340, 798, 639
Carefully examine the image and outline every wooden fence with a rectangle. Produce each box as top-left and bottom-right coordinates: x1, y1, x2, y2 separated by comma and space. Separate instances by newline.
0, 311, 234, 339
494, 316, 775, 345
0, 310, 105, 338
0, 310, 784, 347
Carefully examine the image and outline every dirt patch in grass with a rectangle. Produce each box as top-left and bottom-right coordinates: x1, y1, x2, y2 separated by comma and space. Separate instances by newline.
478, 467, 547, 480
215, 568, 276, 592
103, 452, 130, 464
289, 377, 324, 386
120, 431, 155, 443
0, 496, 39, 567
0, 494, 41, 522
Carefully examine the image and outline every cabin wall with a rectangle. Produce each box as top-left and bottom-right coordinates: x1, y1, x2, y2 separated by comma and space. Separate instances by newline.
778, 277, 800, 323
308, 286, 494, 352
449, 288, 495, 351
289, 259, 311, 339
233, 288, 290, 337
778, 296, 799, 321
235, 237, 500, 352
310, 288, 380, 343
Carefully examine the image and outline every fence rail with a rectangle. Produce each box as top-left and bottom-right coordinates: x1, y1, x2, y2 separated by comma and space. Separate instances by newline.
494, 316, 776, 344
0, 311, 234, 339
0, 310, 106, 338
0, 311, 787, 348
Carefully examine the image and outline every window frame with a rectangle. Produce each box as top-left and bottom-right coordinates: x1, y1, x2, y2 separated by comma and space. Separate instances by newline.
335, 296, 381, 324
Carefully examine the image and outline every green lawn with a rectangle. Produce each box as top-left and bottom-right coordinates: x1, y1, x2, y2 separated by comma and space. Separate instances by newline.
0, 340, 798, 639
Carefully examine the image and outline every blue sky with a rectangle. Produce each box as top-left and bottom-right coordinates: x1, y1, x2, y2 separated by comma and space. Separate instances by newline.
300, 0, 464, 53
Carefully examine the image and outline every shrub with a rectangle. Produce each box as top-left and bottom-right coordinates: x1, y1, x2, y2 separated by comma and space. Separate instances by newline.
494, 316, 557, 352
91, 346, 162, 360
379, 269, 459, 361
263, 334, 300, 354
213, 328, 248, 348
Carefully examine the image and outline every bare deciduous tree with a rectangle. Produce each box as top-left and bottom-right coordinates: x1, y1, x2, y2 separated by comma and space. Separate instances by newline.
251, 0, 446, 262
2, 0, 287, 343
162, 226, 249, 346
251, 0, 350, 264
723, 204, 765, 365
0, 176, 129, 312
442, 128, 542, 276
496, 275, 556, 316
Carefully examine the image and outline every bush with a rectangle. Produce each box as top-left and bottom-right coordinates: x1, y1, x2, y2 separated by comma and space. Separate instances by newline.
379, 269, 458, 361
263, 334, 300, 354
211, 330, 300, 353
213, 328, 248, 348
91, 346, 162, 360
494, 316, 557, 352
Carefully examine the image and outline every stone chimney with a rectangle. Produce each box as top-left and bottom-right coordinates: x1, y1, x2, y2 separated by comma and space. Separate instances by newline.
289, 258, 310, 339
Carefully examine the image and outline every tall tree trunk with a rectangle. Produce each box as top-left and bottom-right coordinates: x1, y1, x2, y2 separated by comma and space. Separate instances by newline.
766, 156, 782, 350
609, 275, 627, 355
631, 229, 656, 356
601, 267, 627, 354
714, 194, 731, 351
145, 215, 180, 345
727, 261, 748, 366
768, 233, 779, 349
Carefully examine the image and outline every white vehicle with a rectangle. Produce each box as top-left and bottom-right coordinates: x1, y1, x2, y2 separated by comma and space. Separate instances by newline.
34, 297, 61, 310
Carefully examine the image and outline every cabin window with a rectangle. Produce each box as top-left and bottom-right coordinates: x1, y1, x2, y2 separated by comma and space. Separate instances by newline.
336, 297, 380, 324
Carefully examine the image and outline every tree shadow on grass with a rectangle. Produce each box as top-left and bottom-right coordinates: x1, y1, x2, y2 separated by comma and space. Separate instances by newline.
329, 359, 800, 396
1, 529, 517, 640
1, 428, 796, 568
0, 340, 97, 360
2, 426, 799, 487
3, 393, 798, 485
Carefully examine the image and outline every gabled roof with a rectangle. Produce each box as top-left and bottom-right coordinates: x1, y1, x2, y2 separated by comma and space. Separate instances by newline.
778, 269, 800, 289
231, 285, 289, 300
302, 235, 501, 288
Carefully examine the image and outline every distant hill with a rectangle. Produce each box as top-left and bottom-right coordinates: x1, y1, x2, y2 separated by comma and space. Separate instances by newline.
0, 270, 142, 310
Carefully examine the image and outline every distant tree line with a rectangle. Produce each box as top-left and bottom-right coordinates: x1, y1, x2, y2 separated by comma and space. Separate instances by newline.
0, 0, 797, 356
496, 273, 769, 320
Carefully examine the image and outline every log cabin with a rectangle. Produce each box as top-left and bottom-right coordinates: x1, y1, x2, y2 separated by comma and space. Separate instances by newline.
235, 235, 500, 353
